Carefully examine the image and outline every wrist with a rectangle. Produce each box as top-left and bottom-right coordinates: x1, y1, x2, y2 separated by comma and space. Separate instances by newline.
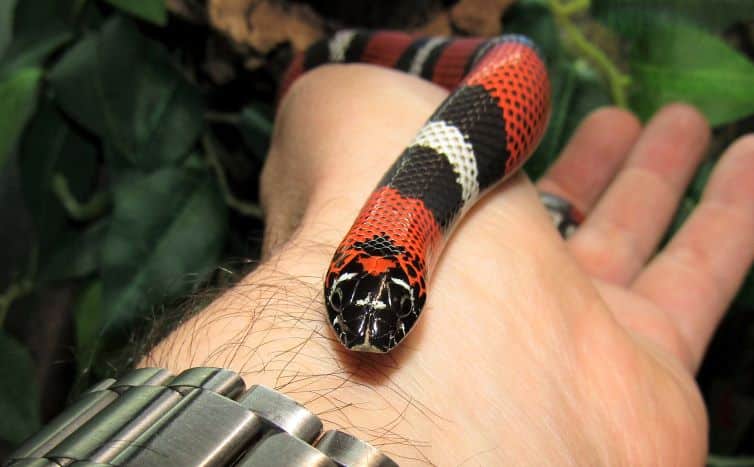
139, 230, 426, 453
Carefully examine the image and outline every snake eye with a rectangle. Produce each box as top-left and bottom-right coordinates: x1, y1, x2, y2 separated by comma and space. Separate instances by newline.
329, 287, 344, 312
398, 295, 412, 318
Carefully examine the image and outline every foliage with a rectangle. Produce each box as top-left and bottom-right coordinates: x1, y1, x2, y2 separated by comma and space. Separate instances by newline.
48, 17, 204, 170
101, 167, 227, 333
627, 19, 754, 126
101, 0, 166, 25
0, 0, 260, 450
590, 0, 754, 34
0, 331, 40, 443
0, 0, 753, 460
0, 67, 40, 169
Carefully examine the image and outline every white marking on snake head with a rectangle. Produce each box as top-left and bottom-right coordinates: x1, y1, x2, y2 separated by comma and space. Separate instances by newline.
390, 277, 411, 291
332, 272, 357, 288
355, 296, 387, 310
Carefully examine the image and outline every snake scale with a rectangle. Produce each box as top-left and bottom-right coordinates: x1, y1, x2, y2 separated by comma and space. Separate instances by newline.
281, 30, 551, 352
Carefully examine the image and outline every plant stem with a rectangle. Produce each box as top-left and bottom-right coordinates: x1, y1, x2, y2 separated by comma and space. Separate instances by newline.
202, 133, 264, 219
52, 174, 112, 222
548, 0, 631, 107
559, 0, 590, 16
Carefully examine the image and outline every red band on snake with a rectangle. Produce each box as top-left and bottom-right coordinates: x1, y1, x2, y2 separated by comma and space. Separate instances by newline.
281, 30, 551, 352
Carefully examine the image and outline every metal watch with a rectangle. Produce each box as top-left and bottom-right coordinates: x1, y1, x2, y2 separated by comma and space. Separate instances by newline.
5, 367, 398, 467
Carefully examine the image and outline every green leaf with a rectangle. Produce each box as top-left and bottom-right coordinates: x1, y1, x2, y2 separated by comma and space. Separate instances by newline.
0, 0, 74, 75
0, 160, 36, 291
591, 0, 754, 35
629, 20, 754, 126
18, 98, 98, 257
707, 454, 754, 466
102, 0, 166, 26
0, 330, 40, 444
74, 281, 103, 372
40, 221, 108, 282
0, 0, 16, 58
101, 168, 227, 331
239, 105, 273, 162
0, 67, 41, 169
48, 17, 203, 171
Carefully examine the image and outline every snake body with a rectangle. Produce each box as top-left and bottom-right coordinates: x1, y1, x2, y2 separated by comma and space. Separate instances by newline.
282, 31, 551, 353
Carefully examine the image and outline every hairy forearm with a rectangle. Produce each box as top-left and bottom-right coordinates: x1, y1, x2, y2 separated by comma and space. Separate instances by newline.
139, 232, 440, 463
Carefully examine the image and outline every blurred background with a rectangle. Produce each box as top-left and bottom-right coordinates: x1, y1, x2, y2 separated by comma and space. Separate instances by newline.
0, 0, 753, 463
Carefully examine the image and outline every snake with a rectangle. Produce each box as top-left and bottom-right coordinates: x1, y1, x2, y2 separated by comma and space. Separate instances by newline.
281, 30, 551, 353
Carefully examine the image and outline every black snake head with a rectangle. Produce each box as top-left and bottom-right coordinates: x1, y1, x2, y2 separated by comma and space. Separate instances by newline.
325, 259, 424, 353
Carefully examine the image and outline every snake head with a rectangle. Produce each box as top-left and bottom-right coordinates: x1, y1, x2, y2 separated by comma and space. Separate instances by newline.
325, 257, 424, 353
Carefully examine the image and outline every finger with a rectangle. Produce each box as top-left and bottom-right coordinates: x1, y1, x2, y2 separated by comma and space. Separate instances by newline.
537, 107, 641, 214
632, 134, 754, 368
568, 103, 710, 285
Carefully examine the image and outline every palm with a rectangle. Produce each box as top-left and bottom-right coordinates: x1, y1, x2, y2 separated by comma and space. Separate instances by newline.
582, 283, 706, 464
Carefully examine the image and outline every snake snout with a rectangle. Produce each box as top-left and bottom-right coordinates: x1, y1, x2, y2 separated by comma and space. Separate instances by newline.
325, 265, 422, 353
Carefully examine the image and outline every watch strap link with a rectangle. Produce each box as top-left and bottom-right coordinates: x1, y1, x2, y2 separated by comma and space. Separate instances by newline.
6, 367, 398, 467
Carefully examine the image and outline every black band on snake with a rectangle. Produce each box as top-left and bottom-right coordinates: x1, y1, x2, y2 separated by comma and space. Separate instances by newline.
281, 30, 551, 353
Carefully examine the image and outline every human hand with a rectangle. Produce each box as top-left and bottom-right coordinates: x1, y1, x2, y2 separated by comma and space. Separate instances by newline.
145, 64, 754, 465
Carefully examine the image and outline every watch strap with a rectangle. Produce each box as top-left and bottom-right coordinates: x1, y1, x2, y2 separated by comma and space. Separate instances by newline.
6, 367, 398, 467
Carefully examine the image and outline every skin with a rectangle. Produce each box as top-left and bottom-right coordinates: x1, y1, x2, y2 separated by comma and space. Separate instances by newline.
142, 64, 754, 465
